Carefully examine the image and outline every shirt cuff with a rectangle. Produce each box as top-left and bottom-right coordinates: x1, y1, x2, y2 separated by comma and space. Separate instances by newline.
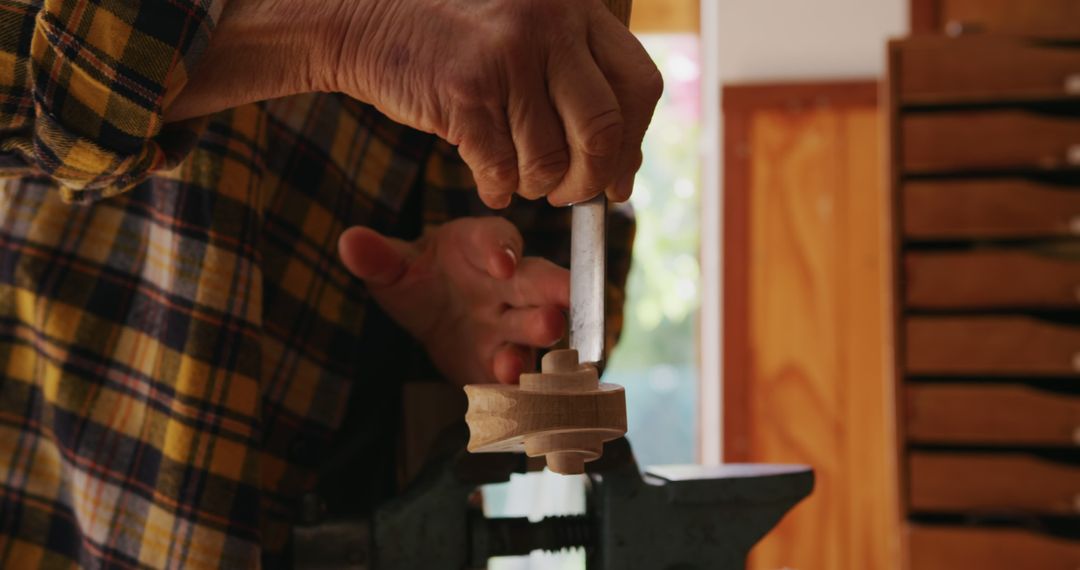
0, 0, 224, 202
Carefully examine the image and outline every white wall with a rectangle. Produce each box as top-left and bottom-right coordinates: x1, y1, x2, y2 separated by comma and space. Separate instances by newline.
715, 0, 908, 81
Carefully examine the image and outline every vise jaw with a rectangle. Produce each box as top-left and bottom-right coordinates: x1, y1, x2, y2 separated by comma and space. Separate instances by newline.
293, 426, 813, 569
589, 437, 813, 569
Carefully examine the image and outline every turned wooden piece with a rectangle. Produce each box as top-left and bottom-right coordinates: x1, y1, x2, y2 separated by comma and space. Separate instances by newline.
464, 0, 632, 476
463, 349, 627, 474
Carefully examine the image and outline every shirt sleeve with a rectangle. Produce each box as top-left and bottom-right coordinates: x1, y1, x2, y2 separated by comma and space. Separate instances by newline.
0, 0, 223, 203
421, 139, 636, 353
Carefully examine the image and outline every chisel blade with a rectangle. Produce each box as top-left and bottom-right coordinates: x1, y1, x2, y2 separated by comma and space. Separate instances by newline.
570, 194, 606, 373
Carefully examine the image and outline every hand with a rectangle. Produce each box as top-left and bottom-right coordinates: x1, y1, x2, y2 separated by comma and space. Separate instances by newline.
340, 0, 663, 208
337, 217, 569, 386
167, 0, 663, 209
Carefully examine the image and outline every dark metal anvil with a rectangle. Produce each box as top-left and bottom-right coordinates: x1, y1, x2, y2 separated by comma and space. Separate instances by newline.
293, 426, 813, 569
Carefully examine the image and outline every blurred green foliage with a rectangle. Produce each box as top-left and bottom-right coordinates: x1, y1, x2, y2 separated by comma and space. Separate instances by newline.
607, 35, 701, 467
609, 35, 701, 371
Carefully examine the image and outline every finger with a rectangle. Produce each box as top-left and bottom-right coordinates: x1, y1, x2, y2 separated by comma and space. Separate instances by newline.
545, 45, 623, 206
500, 306, 566, 347
507, 68, 571, 200
450, 105, 519, 209
588, 12, 663, 202
338, 226, 412, 286
467, 217, 524, 280
614, 149, 643, 201
500, 257, 570, 308
493, 344, 532, 384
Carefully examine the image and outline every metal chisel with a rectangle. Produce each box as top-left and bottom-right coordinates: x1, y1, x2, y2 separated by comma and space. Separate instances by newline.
569, 0, 630, 375
570, 194, 606, 373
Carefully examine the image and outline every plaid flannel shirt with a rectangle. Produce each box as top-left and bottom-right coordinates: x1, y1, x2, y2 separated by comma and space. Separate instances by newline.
0, 1, 634, 568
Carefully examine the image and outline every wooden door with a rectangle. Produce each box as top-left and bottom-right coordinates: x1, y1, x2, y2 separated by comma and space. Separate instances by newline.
723, 82, 901, 570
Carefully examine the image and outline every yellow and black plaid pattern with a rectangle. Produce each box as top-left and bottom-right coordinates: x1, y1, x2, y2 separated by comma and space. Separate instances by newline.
0, 0, 218, 201
0, 3, 634, 568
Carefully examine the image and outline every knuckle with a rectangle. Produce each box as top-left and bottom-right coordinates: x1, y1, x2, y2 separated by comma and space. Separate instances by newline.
478, 154, 519, 185
642, 66, 665, 103
443, 58, 505, 110
520, 148, 569, 188
486, 24, 522, 60
446, 73, 490, 108
515, 0, 569, 29
527, 310, 552, 343
581, 110, 624, 159
486, 1, 557, 62
533, 310, 563, 343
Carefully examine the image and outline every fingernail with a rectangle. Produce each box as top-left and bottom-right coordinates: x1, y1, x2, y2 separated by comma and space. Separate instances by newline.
503, 246, 517, 266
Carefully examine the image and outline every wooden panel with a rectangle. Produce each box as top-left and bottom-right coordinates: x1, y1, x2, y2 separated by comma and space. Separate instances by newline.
908, 525, 1080, 570
723, 81, 880, 112
905, 249, 1080, 310
628, 0, 698, 33
901, 110, 1080, 174
906, 316, 1080, 376
909, 0, 939, 35
906, 384, 1080, 446
885, 48, 909, 563
903, 178, 1080, 240
940, 0, 1080, 39
908, 451, 1080, 515
723, 82, 900, 570
835, 106, 899, 570
890, 15, 1080, 568
723, 80, 880, 459
896, 37, 1080, 105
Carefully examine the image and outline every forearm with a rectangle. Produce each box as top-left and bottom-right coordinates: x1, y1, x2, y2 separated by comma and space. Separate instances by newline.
164, 0, 371, 122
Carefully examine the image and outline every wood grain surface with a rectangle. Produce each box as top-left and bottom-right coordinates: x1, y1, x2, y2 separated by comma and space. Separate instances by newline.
724, 82, 900, 570
628, 0, 697, 33
905, 249, 1080, 310
903, 178, 1080, 240
911, 0, 1080, 38
939, 0, 1080, 39
908, 451, 1080, 515
890, 22, 1080, 570
906, 383, 1080, 446
901, 110, 1080, 174
908, 525, 1080, 569
896, 36, 1080, 105
464, 349, 626, 474
906, 316, 1080, 376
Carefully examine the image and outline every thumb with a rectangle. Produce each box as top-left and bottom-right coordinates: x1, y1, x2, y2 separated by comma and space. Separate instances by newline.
338, 226, 412, 287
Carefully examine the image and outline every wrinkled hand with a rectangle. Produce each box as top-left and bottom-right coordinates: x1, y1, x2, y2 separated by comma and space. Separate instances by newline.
338, 217, 569, 386
337, 0, 663, 207
168, 0, 661, 207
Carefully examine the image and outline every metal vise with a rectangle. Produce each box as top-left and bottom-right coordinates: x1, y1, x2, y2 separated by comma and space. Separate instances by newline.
293, 426, 813, 569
